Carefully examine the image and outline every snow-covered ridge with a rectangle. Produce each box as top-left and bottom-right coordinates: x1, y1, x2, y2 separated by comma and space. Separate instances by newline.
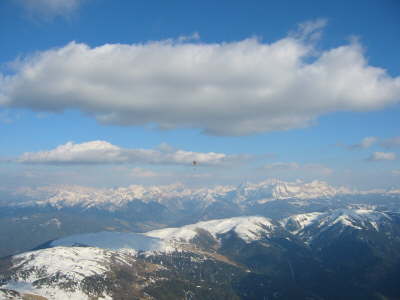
50, 210, 390, 250
50, 216, 276, 254
146, 216, 275, 243
10, 179, 399, 211
282, 208, 392, 235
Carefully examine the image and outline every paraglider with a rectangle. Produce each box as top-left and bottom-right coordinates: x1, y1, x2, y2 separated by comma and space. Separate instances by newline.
192, 160, 198, 172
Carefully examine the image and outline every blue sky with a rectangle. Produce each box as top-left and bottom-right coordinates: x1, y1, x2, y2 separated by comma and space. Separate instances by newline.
0, 0, 399, 189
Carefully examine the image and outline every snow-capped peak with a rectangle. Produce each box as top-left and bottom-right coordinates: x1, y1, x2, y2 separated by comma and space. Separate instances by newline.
281, 208, 391, 236
271, 180, 352, 200
323, 208, 391, 230
280, 212, 324, 234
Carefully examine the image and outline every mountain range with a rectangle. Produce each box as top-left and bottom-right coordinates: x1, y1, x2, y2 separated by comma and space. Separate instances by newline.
1, 179, 400, 259
7, 179, 400, 211
1, 179, 400, 299
1, 207, 400, 299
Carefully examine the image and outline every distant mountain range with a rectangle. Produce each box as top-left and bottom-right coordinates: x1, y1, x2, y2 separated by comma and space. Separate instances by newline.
7, 179, 400, 211
1, 179, 400, 259
1, 208, 400, 299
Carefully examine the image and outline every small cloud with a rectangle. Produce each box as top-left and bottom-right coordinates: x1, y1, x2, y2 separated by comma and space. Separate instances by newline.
264, 162, 300, 171
367, 152, 396, 161
16, 0, 85, 20
263, 162, 333, 176
156, 142, 175, 153
177, 32, 200, 42
0, 157, 14, 164
347, 136, 377, 150
130, 168, 159, 178
380, 137, 400, 149
303, 164, 334, 176
36, 113, 50, 119
0, 111, 13, 124
0, 109, 21, 124
392, 170, 400, 176
291, 18, 328, 41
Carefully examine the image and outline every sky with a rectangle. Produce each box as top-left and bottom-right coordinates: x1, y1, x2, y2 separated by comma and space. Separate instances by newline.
0, 0, 399, 189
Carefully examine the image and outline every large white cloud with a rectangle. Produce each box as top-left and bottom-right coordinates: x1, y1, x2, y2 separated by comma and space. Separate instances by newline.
17, 140, 241, 166
1, 22, 399, 135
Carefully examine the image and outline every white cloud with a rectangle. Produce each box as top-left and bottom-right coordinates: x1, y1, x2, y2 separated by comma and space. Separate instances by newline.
359, 137, 378, 148
392, 170, 400, 176
380, 137, 400, 149
1, 21, 400, 135
0, 110, 13, 124
16, 0, 84, 18
367, 152, 397, 161
17, 140, 242, 166
264, 162, 300, 171
126, 167, 209, 180
291, 18, 327, 41
129, 167, 159, 178
263, 162, 333, 176
177, 32, 200, 42
348, 136, 377, 150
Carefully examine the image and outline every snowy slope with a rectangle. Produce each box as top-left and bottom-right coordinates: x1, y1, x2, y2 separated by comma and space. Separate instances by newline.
2, 246, 136, 300
50, 216, 276, 252
15, 216, 276, 262
146, 216, 276, 243
280, 212, 324, 234
0, 216, 278, 300
281, 208, 392, 241
1, 210, 399, 300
